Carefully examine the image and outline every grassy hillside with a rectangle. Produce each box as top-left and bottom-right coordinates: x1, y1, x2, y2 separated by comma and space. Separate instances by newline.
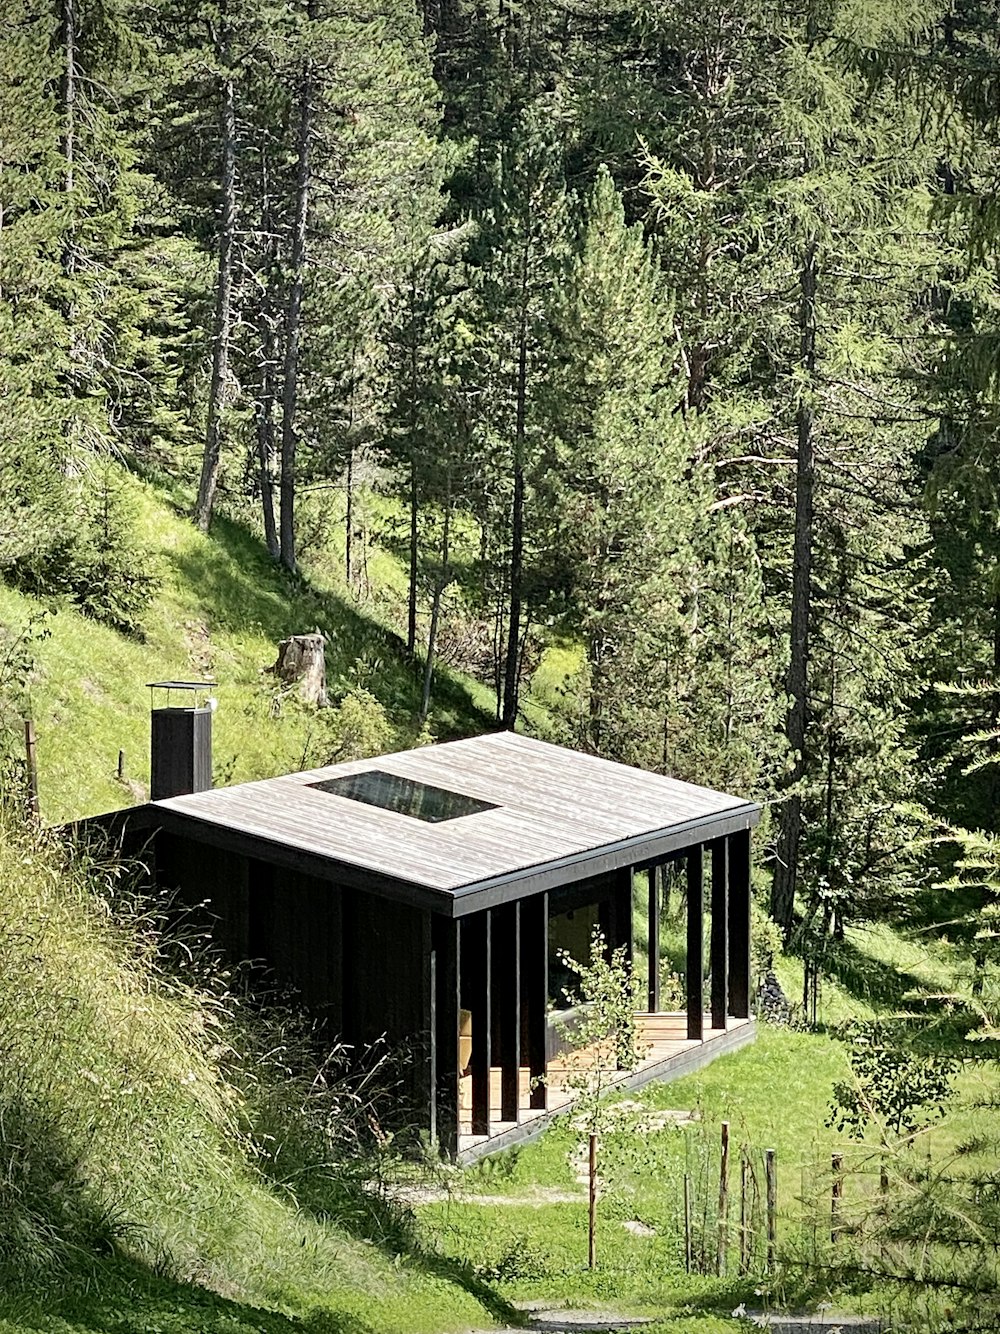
413, 920, 1000, 1333
1, 469, 490, 824
0, 471, 512, 1334
0, 812, 507, 1334
4, 468, 997, 1334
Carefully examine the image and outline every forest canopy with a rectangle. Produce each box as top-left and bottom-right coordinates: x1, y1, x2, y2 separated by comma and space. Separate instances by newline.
4, 0, 1000, 954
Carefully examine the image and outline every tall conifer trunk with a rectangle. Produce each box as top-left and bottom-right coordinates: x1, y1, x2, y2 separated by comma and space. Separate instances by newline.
194, 20, 237, 533
345, 446, 354, 585
772, 235, 817, 938
279, 3, 315, 573
407, 299, 420, 653
501, 237, 529, 729
255, 291, 280, 559
408, 459, 419, 651
421, 471, 452, 721
253, 154, 280, 560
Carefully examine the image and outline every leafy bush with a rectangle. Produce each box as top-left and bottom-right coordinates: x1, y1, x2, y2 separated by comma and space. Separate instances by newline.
751, 901, 784, 983
828, 1020, 957, 1137
290, 685, 398, 768
0, 613, 49, 800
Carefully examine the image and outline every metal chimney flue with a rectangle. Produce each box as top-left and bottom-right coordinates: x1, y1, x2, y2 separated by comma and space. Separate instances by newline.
148, 681, 216, 801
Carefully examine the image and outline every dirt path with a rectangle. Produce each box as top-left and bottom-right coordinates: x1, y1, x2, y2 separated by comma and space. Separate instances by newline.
458, 1308, 880, 1334
392, 1184, 584, 1207
461, 1306, 656, 1333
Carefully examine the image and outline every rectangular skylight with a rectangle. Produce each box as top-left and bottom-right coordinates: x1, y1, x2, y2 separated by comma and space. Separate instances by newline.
308, 770, 497, 822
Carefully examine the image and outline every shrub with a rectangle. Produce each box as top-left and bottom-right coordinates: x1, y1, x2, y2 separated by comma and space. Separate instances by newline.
290, 685, 398, 769
827, 1020, 957, 1138
0, 613, 49, 802
7, 465, 157, 636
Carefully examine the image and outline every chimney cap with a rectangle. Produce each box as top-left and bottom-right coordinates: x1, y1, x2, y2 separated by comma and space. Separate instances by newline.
148, 680, 217, 709
147, 680, 217, 690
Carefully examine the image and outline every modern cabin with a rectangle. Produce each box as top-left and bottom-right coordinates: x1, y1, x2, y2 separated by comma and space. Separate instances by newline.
109, 706, 760, 1160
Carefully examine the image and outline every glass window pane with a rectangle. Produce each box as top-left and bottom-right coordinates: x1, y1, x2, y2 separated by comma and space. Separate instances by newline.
308, 770, 497, 823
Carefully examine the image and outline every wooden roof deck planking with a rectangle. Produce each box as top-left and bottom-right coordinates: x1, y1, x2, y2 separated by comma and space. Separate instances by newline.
151, 731, 760, 915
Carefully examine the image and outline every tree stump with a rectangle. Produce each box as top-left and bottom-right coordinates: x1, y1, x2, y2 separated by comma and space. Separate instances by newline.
271, 631, 328, 706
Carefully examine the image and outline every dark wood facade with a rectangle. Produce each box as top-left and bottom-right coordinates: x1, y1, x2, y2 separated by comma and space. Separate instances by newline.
104, 732, 760, 1156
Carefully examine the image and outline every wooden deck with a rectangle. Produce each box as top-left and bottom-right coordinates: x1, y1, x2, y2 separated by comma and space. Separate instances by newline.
457, 1012, 755, 1162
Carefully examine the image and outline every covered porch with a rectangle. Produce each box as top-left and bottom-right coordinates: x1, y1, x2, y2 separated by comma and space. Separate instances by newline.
457, 1014, 754, 1161
431, 824, 756, 1160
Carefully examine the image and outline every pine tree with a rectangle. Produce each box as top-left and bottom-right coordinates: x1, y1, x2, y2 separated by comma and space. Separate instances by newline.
536, 168, 701, 764
1, 0, 178, 592
473, 103, 571, 726
0, 0, 71, 564
280, 0, 445, 574
642, 0, 940, 937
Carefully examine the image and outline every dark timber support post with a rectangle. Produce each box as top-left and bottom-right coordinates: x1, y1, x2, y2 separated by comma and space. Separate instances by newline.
521, 891, 548, 1111
614, 865, 634, 966
464, 911, 491, 1137
687, 844, 704, 1041
429, 939, 437, 1145
492, 900, 521, 1123
431, 915, 460, 1158
647, 864, 660, 1013
710, 838, 730, 1031
728, 828, 752, 1020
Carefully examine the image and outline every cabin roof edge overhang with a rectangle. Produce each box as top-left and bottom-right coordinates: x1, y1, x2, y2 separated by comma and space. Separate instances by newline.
96, 795, 761, 918
90, 731, 761, 919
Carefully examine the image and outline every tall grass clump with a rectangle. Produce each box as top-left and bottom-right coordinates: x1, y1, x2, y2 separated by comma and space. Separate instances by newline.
0, 805, 506, 1334
0, 808, 253, 1289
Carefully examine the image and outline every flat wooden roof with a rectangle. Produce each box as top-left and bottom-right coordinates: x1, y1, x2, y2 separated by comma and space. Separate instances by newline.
150, 732, 759, 915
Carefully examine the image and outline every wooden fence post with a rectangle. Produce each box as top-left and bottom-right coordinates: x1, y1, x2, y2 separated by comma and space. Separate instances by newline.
23, 719, 39, 820
683, 1171, 693, 1274
717, 1120, 730, 1276
740, 1148, 750, 1273
831, 1152, 843, 1244
765, 1149, 777, 1270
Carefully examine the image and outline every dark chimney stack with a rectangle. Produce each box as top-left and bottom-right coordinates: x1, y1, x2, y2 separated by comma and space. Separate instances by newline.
148, 681, 216, 801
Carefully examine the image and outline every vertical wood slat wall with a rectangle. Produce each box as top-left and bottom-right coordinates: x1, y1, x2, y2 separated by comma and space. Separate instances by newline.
431, 915, 459, 1158
152, 820, 754, 1157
